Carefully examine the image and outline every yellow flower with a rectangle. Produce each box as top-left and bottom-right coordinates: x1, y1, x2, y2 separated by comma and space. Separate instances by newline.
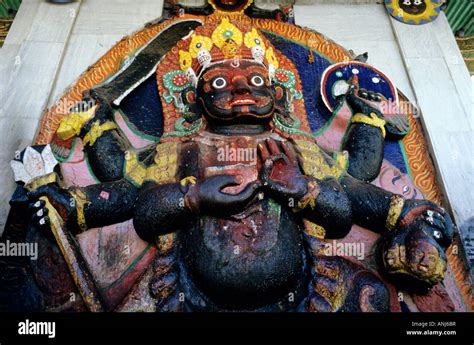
211, 18, 243, 49
179, 50, 192, 71
244, 28, 265, 50
188, 34, 213, 58
265, 47, 279, 69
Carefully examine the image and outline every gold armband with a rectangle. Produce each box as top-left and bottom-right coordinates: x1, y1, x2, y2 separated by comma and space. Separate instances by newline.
352, 112, 386, 139
56, 106, 97, 141
124, 150, 147, 187
25, 172, 60, 191
386, 195, 405, 232
293, 140, 348, 181
69, 188, 90, 232
180, 176, 197, 189
294, 179, 321, 212
183, 178, 199, 215
83, 120, 118, 147
143, 142, 179, 184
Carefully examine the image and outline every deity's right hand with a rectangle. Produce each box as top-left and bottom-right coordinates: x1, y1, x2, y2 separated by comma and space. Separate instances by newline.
27, 184, 78, 233
184, 174, 261, 216
258, 139, 309, 201
346, 78, 386, 117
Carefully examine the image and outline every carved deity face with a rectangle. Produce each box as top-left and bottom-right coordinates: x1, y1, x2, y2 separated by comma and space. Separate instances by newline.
196, 60, 275, 125
405, 233, 445, 281
382, 228, 447, 287
398, 0, 427, 15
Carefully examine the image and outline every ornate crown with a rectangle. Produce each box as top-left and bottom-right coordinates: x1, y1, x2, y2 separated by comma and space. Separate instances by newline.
158, 17, 310, 139
178, 18, 279, 86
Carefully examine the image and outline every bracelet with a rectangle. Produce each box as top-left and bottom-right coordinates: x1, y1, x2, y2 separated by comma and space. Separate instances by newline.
83, 120, 117, 147
351, 112, 386, 139
386, 195, 405, 232
294, 178, 321, 212
179, 176, 197, 191
180, 176, 199, 214
69, 188, 90, 232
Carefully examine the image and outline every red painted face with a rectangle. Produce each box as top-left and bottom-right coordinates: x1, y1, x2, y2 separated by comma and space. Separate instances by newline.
197, 60, 275, 124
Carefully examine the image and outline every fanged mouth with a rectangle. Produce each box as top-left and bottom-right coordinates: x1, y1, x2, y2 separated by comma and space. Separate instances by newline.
230, 98, 256, 106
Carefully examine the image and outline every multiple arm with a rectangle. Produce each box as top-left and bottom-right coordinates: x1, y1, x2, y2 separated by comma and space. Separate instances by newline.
339, 174, 452, 243
341, 86, 388, 182
29, 99, 139, 233
259, 138, 453, 246
133, 175, 260, 242
30, 95, 452, 251
258, 139, 353, 239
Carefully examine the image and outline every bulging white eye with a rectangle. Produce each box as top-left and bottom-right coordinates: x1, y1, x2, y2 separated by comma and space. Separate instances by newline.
212, 77, 227, 89
251, 75, 265, 87
414, 0, 422, 5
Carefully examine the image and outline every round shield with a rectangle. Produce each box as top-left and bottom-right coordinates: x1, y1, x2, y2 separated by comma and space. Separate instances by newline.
385, 0, 442, 25
320, 61, 410, 138
320, 61, 398, 113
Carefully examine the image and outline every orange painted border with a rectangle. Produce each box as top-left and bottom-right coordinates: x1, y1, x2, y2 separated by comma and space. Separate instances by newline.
33, 12, 472, 310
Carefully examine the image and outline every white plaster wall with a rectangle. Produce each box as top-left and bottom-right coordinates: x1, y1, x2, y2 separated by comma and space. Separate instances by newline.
0, 0, 165, 230
293, 3, 474, 263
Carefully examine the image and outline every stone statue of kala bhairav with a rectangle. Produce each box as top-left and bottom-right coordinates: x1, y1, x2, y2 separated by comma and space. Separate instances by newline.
1, 0, 465, 312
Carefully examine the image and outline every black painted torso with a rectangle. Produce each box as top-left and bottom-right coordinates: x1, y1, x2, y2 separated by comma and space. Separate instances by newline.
179, 133, 307, 309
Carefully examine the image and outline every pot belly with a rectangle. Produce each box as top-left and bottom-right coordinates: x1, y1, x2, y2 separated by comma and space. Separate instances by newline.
182, 200, 305, 309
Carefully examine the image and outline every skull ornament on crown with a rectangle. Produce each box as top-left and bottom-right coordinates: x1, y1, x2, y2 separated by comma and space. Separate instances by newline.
180, 19, 278, 86
159, 18, 306, 137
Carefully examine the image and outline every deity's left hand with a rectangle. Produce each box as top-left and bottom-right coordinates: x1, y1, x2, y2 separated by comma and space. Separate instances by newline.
258, 139, 310, 201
